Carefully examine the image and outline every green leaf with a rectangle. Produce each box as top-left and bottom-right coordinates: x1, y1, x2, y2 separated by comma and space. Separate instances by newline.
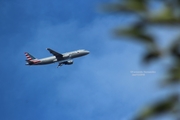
114, 24, 154, 44
162, 62, 180, 86
102, 0, 146, 13
148, 5, 180, 24
135, 95, 179, 120
170, 39, 180, 59
143, 50, 161, 63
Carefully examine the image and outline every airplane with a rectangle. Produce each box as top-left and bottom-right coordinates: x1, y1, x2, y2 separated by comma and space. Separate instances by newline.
25, 48, 90, 68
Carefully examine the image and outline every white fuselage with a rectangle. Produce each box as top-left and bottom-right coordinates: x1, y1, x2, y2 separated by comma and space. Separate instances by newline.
26, 49, 89, 65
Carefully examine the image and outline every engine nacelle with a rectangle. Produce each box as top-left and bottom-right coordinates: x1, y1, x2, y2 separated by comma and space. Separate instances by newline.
64, 60, 73, 65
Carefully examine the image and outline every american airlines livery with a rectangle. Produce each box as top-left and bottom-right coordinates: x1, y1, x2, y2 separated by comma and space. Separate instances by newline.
25, 48, 90, 68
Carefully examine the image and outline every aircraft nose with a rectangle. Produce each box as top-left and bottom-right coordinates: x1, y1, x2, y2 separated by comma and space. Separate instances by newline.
85, 50, 90, 55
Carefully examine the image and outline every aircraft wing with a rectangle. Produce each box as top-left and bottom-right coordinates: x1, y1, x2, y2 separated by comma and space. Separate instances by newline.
47, 48, 63, 60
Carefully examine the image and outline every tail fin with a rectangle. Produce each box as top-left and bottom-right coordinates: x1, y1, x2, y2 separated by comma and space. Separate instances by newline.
25, 52, 36, 61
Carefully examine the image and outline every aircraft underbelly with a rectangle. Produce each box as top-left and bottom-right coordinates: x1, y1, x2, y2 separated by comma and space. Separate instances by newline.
39, 57, 56, 65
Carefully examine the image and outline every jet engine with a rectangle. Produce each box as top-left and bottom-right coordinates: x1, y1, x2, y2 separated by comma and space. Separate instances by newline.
64, 60, 73, 65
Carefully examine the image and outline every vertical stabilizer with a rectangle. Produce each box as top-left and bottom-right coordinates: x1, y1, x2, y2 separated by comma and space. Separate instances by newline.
25, 52, 36, 61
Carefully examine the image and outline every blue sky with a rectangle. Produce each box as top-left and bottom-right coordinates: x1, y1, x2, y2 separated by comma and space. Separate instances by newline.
0, 0, 179, 120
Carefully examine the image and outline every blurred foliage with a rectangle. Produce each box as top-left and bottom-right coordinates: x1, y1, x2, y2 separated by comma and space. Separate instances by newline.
134, 94, 179, 120
104, 0, 180, 119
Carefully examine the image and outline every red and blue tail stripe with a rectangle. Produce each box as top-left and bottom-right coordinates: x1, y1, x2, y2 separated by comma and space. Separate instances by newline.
25, 52, 41, 64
